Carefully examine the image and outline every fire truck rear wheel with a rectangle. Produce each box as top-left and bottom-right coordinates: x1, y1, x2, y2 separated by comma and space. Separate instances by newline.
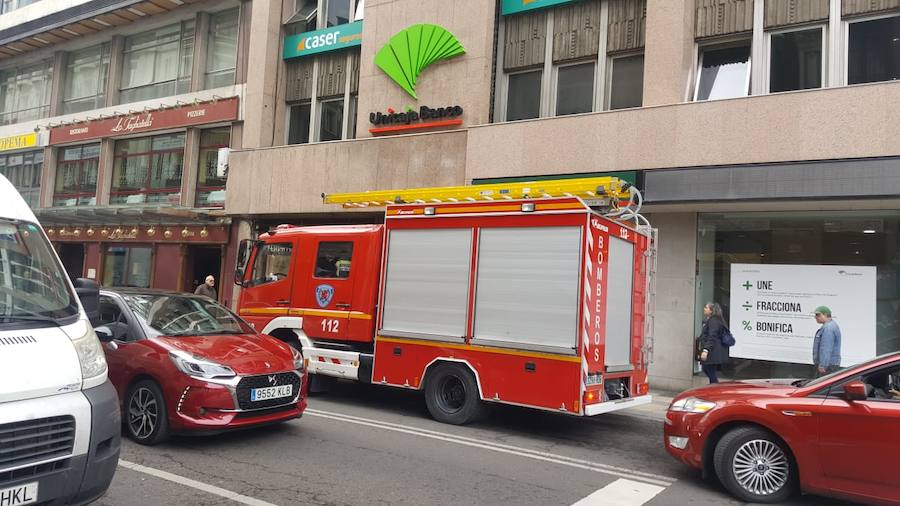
424, 363, 482, 425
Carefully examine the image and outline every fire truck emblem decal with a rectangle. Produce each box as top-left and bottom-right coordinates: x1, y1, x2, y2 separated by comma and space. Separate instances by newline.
315, 284, 335, 308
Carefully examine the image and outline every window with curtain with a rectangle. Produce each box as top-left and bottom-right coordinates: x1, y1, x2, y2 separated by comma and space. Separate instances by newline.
120, 21, 194, 104
111, 133, 185, 205
556, 62, 595, 115
63, 44, 110, 114
196, 127, 231, 208
0, 150, 42, 208
0, 60, 53, 126
694, 43, 752, 101
205, 9, 239, 89
53, 144, 100, 207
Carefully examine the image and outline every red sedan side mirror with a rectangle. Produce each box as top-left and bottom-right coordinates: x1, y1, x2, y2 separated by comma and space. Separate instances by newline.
843, 380, 868, 401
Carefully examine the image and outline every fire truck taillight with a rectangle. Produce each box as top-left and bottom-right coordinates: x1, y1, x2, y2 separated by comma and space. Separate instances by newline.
636, 383, 649, 395
584, 390, 601, 405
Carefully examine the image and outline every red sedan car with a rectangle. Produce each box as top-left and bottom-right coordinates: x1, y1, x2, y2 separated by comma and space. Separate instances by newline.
93, 289, 307, 445
665, 352, 900, 504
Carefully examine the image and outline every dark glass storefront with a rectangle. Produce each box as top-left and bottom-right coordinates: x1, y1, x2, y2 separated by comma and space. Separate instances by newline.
696, 211, 900, 379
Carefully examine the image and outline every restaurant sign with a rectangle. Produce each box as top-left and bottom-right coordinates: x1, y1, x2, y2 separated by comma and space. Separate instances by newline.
49, 97, 239, 144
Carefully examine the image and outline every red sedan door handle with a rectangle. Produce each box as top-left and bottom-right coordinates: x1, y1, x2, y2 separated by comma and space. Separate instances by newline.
276, 299, 290, 306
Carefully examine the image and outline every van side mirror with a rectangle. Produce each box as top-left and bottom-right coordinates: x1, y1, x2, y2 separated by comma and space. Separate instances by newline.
94, 326, 114, 343
843, 380, 868, 401
74, 278, 100, 325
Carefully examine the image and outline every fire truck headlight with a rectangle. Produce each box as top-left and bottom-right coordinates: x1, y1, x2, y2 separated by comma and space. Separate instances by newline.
669, 397, 717, 414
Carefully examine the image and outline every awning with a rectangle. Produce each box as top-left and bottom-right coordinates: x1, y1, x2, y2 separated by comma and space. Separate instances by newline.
33, 205, 230, 227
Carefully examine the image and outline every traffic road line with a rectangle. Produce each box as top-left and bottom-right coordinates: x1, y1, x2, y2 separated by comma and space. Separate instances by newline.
306, 408, 676, 488
571, 478, 665, 505
118, 459, 277, 506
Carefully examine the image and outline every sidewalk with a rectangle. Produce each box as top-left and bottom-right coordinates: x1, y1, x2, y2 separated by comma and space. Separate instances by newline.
617, 390, 677, 422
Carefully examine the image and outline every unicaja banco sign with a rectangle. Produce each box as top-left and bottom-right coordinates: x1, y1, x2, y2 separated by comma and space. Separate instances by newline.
283, 21, 363, 59
375, 24, 465, 99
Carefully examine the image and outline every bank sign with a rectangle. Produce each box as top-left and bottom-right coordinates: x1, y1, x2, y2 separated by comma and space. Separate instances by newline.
283, 21, 363, 59
501, 0, 580, 15
728, 263, 876, 367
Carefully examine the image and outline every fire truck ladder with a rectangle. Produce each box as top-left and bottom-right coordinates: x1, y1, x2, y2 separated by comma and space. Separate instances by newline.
323, 177, 639, 217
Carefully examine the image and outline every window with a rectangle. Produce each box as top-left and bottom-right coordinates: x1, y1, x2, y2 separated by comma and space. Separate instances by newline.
103, 246, 152, 288
97, 296, 130, 340
249, 243, 293, 286
196, 127, 231, 208
54, 144, 100, 207
609, 54, 644, 110
120, 21, 195, 104
506, 71, 542, 121
326, 0, 351, 27
863, 365, 900, 401
319, 98, 343, 142
205, 9, 239, 89
0, 150, 42, 208
288, 103, 311, 144
315, 242, 353, 278
286, 0, 318, 33
694, 43, 751, 101
0, 0, 39, 14
0, 60, 52, 125
848, 16, 900, 85
770, 28, 823, 93
63, 44, 110, 114
111, 133, 185, 205
556, 62, 594, 116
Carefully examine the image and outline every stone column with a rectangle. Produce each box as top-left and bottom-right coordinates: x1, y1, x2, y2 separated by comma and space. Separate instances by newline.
642, 0, 696, 106
180, 128, 200, 207
49, 51, 67, 117
95, 138, 115, 206
241, 0, 283, 148
105, 35, 125, 107
191, 12, 211, 92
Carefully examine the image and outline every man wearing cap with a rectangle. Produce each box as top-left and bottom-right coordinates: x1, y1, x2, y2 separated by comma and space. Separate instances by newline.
812, 306, 841, 377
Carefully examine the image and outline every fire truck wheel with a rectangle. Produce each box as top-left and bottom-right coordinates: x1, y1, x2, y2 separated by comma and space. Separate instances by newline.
424, 363, 482, 425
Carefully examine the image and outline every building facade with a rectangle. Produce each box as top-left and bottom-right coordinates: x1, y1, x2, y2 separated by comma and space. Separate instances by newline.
0, 0, 250, 304
3, 0, 899, 390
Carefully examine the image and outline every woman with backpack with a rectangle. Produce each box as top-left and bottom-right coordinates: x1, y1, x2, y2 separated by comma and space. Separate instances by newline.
698, 302, 731, 384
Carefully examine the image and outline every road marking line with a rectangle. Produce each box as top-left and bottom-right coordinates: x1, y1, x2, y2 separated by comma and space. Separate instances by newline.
571, 478, 665, 506
306, 409, 675, 488
118, 459, 278, 506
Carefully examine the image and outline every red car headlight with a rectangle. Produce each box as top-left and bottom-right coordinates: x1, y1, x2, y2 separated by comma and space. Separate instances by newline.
669, 396, 717, 414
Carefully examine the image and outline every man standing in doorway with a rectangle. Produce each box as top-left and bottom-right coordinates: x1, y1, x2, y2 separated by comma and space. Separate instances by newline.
812, 306, 841, 377
195, 275, 217, 300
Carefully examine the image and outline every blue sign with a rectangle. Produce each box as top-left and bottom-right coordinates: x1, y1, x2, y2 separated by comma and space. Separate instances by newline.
283, 21, 363, 59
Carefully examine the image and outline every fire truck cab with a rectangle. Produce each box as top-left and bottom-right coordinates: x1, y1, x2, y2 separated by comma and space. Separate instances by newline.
235, 178, 656, 424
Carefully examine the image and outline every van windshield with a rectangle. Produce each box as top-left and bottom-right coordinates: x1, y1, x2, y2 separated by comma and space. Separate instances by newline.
0, 218, 79, 323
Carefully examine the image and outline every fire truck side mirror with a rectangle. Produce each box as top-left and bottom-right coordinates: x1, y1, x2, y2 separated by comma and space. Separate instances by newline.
235, 239, 250, 286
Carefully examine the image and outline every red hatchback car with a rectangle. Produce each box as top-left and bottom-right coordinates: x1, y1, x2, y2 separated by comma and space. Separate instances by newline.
93, 289, 307, 445
665, 352, 900, 504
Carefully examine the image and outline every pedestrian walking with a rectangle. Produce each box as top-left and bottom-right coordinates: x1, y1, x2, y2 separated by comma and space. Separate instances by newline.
194, 274, 217, 300
812, 306, 841, 377
698, 302, 730, 384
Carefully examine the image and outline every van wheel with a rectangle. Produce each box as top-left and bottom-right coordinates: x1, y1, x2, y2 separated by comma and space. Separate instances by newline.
125, 380, 169, 445
713, 426, 797, 503
424, 363, 482, 425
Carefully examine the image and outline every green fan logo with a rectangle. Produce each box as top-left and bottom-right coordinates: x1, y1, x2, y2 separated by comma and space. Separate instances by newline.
375, 24, 466, 100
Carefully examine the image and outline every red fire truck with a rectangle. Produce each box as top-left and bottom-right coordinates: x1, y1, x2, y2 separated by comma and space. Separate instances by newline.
233, 177, 657, 424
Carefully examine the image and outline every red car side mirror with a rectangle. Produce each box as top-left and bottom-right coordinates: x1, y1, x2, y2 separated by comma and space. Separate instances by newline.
843, 380, 868, 401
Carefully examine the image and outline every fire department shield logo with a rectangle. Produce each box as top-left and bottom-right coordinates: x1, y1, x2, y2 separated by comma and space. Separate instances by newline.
315, 284, 334, 308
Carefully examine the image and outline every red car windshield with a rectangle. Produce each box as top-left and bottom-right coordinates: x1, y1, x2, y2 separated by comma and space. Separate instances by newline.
122, 294, 253, 337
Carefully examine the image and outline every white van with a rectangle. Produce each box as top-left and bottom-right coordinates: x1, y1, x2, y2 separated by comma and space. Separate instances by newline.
0, 174, 120, 505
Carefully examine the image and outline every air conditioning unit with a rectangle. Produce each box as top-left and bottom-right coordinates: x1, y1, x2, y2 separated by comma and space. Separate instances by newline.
216, 148, 230, 178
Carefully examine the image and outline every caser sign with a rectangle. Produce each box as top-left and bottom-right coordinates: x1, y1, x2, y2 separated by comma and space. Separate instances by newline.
283, 21, 363, 59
